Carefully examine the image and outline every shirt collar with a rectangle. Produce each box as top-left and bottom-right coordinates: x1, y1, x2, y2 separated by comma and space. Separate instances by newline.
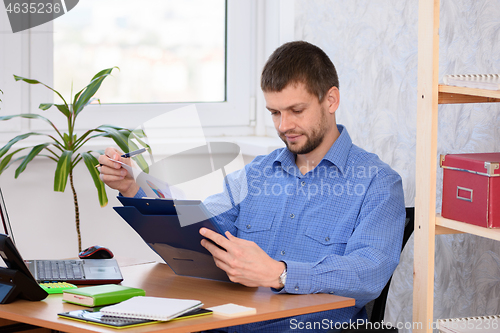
274, 124, 352, 174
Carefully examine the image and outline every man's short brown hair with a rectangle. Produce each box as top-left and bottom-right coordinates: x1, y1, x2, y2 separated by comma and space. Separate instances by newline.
261, 41, 339, 102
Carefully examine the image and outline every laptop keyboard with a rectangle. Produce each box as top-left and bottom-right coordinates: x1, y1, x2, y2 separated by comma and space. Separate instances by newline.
36, 260, 84, 281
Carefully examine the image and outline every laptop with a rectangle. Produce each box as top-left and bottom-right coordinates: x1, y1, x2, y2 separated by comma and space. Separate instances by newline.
0, 188, 123, 284
114, 196, 230, 282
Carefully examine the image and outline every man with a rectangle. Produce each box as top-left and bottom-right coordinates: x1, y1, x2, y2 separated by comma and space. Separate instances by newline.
99, 41, 405, 332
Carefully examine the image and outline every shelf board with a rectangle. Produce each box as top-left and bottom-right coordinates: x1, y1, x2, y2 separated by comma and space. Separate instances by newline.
438, 85, 500, 104
435, 214, 500, 241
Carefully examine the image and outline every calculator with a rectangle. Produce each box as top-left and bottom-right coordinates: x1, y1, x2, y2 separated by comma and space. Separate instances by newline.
39, 282, 78, 294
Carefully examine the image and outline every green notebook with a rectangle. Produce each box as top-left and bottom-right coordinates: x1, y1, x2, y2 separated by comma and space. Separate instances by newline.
63, 284, 145, 307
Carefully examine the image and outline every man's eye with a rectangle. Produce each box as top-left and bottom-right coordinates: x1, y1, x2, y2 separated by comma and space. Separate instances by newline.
293, 109, 303, 113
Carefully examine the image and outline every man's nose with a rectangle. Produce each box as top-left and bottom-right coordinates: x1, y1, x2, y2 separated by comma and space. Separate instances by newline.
279, 112, 295, 133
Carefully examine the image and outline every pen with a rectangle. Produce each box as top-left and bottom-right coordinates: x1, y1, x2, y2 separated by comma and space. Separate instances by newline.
94, 148, 148, 167
121, 147, 147, 158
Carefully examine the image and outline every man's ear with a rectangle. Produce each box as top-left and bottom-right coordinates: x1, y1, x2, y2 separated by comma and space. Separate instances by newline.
326, 86, 340, 114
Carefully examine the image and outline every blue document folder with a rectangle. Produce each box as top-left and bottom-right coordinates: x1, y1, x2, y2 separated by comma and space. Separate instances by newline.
114, 197, 230, 282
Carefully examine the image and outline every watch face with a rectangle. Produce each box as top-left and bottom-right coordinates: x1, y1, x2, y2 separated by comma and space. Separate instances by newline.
279, 267, 287, 287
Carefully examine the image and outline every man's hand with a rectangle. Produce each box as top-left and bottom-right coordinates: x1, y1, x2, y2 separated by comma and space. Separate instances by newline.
98, 147, 140, 197
200, 228, 286, 288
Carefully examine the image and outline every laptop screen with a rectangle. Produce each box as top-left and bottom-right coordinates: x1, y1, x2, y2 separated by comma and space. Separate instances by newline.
0, 188, 14, 244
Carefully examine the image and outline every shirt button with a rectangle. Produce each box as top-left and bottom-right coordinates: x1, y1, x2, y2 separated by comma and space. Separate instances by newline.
290, 213, 295, 219
246, 224, 251, 229
295, 286, 299, 291
325, 236, 330, 242
301, 181, 306, 186
281, 250, 285, 255
330, 291, 335, 294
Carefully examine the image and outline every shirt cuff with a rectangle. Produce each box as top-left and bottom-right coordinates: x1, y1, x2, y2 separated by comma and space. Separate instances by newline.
272, 260, 313, 294
134, 187, 146, 198
119, 187, 146, 198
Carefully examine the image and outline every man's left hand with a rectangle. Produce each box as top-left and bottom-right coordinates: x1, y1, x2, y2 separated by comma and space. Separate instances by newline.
200, 228, 285, 288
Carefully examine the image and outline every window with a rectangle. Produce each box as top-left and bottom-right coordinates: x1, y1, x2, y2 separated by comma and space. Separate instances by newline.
29, 0, 254, 134
54, 0, 226, 104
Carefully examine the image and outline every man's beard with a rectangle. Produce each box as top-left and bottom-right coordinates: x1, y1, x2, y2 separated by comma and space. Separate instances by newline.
278, 110, 329, 155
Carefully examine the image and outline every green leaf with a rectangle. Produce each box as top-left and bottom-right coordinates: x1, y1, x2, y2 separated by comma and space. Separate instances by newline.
73, 67, 118, 116
14, 75, 68, 107
38, 103, 71, 118
0, 113, 59, 133
82, 152, 108, 207
0, 132, 43, 159
13, 76, 39, 84
96, 124, 123, 130
128, 133, 150, 173
3, 155, 29, 173
129, 133, 150, 153
54, 150, 73, 192
132, 154, 149, 174
39, 103, 52, 110
131, 128, 147, 138
0, 148, 28, 175
14, 143, 50, 178
95, 125, 131, 152
57, 104, 71, 118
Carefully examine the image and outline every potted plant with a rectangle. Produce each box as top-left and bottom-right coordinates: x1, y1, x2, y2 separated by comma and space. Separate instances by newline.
0, 68, 149, 252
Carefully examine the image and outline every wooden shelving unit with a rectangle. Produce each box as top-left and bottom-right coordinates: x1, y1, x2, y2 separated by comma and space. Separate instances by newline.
413, 1, 500, 332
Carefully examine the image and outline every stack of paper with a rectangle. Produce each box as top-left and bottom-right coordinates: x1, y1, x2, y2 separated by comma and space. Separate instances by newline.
100, 296, 203, 321
443, 74, 500, 90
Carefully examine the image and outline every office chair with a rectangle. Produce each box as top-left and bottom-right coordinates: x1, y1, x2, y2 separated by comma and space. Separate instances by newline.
340, 207, 415, 333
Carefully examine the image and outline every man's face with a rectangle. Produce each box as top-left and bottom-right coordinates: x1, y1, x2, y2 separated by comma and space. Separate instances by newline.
264, 83, 332, 155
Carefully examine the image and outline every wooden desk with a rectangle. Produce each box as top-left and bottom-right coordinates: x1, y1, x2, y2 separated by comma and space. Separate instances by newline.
0, 262, 355, 332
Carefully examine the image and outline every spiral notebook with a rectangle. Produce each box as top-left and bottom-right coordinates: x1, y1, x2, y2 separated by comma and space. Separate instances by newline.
438, 315, 500, 333
443, 74, 500, 90
100, 296, 203, 321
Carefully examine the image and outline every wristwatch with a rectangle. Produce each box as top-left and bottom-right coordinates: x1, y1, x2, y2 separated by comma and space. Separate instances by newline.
278, 262, 287, 289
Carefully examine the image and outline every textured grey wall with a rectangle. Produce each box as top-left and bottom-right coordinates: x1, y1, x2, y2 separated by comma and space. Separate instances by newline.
295, 0, 500, 331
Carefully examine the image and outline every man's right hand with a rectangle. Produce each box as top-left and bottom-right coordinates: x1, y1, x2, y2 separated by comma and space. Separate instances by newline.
98, 147, 140, 197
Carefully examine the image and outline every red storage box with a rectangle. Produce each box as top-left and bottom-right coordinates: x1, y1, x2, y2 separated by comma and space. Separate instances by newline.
441, 153, 500, 228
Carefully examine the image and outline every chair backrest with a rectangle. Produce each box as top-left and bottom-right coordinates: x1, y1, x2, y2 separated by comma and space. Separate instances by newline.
367, 207, 414, 323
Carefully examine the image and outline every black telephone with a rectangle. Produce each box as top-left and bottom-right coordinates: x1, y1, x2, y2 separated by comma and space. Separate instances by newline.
0, 234, 47, 304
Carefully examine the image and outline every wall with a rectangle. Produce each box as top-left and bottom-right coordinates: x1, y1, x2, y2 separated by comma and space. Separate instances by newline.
295, 0, 500, 330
